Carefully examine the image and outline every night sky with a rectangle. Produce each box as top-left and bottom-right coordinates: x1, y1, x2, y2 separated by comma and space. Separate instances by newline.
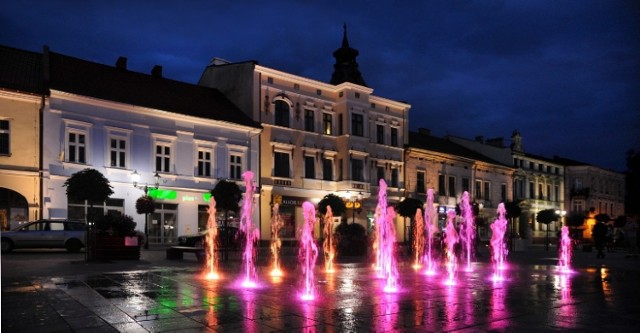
2, 1, 638, 172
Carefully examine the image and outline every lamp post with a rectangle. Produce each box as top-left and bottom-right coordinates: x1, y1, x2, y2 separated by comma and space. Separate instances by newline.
345, 192, 363, 224
131, 170, 161, 249
555, 209, 567, 246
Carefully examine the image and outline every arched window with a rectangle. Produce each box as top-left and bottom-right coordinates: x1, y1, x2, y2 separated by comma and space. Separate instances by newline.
274, 100, 290, 127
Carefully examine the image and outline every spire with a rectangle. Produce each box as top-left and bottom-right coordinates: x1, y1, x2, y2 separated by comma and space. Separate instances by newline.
330, 23, 367, 87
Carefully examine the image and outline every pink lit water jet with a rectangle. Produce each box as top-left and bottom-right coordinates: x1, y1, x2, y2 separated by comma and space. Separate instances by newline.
239, 171, 259, 288
203, 197, 220, 280
375, 179, 399, 293
459, 191, 476, 272
423, 189, 438, 276
269, 204, 284, 278
412, 208, 425, 270
558, 226, 573, 273
323, 206, 336, 274
443, 210, 459, 285
299, 201, 319, 301
490, 203, 509, 282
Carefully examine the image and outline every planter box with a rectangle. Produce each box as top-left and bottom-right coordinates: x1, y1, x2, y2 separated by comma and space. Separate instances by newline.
93, 236, 141, 260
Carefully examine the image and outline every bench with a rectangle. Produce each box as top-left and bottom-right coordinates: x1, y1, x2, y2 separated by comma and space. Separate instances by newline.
166, 246, 205, 261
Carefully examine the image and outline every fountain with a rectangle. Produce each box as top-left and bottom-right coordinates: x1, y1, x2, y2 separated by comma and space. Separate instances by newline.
323, 206, 336, 273
423, 189, 438, 276
459, 191, 475, 272
412, 207, 425, 270
490, 203, 509, 282
375, 179, 399, 293
204, 197, 219, 280
300, 201, 319, 300
269, 204, 284, 278
444, 210, 459, 286
239, 171, 258, 288
558, 226, 573, 273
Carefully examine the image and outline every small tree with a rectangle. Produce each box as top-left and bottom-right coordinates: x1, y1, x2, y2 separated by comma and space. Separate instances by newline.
536, 209, 559, 251
566, 213, 586, 237
395, 197, 424, 247
135, 195, 155, 249
317, 193, 347, 217
63, 168, 113, 223
210, 180, 242, 260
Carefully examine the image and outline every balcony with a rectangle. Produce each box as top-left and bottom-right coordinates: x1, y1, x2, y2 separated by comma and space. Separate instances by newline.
570, 187, 590, 198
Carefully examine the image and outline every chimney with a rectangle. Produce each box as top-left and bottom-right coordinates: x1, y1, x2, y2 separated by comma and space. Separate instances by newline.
486, 137, 504, 148
116, 56, 127, 70
418, 128, 431, 136
151, 65, 163, 78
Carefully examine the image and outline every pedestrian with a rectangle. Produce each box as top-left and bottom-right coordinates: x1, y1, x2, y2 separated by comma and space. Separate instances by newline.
624, 217, 638, 258
592, 219, 607, 259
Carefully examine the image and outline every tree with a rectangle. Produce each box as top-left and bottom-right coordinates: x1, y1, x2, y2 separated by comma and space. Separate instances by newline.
594, 213, 611, 224
536, 209, 559, 251
504, 201, 522, 251
317, 193, 347, 217
63, 168, 113, 222
210, 180, 242, 260
395, 198, 424, 247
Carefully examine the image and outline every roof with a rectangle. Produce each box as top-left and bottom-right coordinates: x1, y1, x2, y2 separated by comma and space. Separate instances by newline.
0, 45, 44, 95
47, 51, 261, 129
408, 131, 511, 167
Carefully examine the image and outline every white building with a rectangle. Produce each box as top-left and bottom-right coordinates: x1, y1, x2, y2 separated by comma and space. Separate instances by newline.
41, 48, 261, 245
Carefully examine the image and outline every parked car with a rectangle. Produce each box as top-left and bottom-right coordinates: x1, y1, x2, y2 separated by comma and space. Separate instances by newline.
177, 226, 244, 250
1, 219, 86, 253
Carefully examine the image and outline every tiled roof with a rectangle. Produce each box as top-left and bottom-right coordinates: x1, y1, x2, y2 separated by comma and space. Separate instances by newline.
48, 51, 261, 129
0, 45, 44, 94
408, 131, 510, 167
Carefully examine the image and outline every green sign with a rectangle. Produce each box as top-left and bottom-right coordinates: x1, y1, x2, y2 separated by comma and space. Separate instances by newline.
148, 189, 177, 200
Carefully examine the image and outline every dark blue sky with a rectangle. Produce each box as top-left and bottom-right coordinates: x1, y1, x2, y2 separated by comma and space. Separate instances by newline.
2, 0, 638, 172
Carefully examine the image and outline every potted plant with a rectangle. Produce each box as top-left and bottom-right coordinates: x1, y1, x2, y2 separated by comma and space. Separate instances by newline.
93, 212, 141, 260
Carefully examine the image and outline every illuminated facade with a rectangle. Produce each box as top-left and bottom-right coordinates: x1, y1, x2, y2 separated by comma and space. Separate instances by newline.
405, 129, 514, 241
0, 46, 43, 230
199, 27, 410, 242
39, 49, 260, 244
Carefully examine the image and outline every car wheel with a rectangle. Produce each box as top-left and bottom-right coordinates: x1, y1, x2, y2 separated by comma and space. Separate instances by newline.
194, 239, 204, 248
1, 239, 13, 253
65, 239, 83, 252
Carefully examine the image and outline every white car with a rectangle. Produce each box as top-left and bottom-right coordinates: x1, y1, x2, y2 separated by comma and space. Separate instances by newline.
1, 219, 86, 253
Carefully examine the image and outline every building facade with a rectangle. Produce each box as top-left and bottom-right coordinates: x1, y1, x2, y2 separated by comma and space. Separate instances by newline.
199, 27, 411, 242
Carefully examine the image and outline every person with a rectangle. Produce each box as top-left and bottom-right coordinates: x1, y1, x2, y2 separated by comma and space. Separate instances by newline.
605, 224, 614, 252
592, 220, 608, 259
624, 217, 638, 258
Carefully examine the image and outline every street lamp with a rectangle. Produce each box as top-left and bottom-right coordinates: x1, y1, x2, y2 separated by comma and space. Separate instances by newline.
131, 170, 161, 249
345, 191, 363, 224
555, 209, 567, 244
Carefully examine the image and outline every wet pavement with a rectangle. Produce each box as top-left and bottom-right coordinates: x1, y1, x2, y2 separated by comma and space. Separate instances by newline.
2, 245, 640, 332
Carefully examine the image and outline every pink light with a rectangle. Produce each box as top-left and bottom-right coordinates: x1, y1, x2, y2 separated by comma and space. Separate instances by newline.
239, 171, 258, 289
459, 192, 475, 272
558, 226, 573, 274
374, 180, 400, 293
323, 206, 337, 274
443, 209, 459, 286
489, 203, 509, 282
269, 204, 285, 279
299, 202, 319, 301
203, 197, 219, 280
423, 189, 438, 276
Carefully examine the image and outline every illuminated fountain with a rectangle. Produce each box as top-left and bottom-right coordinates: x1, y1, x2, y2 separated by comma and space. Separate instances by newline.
375, 179, 399, 293
444, 210, 459, 286
412, 207, 425, 270
459, 191, 475, 272
558, 226, 573, 273
323, 206, 336, 274
269, 204, 284, 278
204, 197, 219, 280
300, 201, 319, 300
239, 171, 259, 288
489, 203, 509, 282
423, 189, 438, 276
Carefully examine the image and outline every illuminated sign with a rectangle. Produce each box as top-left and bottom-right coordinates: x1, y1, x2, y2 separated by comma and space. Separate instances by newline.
148, 189, 177, 200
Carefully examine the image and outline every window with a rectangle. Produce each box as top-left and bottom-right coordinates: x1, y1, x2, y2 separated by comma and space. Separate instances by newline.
68, 131, 86, 163
538, 183, 543, 200
274, 152, 290, 178
197, 149, 212, 177
376, 124, 384, 144
155, 143, 171, 172
351, 159, 364, 182
416, 171, 425, 194
377, 166, 385, 183
109, 137, 126, 168
322, 113, 332, 135
529, 181, 535, 198
448, 176, 456, 198
475, 180, 482, 199
462, 177, 470, 193
547, 184, 551, 201
304, 155, 315, 179
484, 181, 491, 200
352, 114, 364, 136
338, 114, 343, 135
555, 185, 560, 202
304, 109, 314, 132
275, 100, 290, 127
0, 120, 9, 155
322, 157, 333, 181
68, 198, 124, 221
391, 168, 399, 188
501, 183, 507, 202
390, 127, 398, 147
229, 154, 242, 179
438, 174, 446, 196
355, 92, 360, 98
